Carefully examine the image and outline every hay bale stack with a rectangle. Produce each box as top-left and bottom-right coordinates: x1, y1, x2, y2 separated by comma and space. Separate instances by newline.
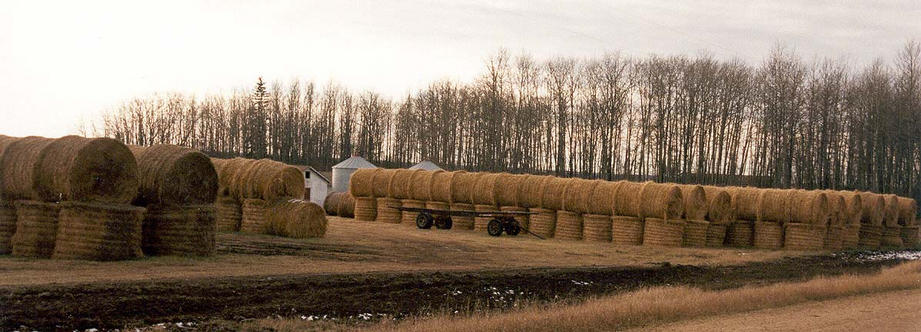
518, 175, 550, 209
52, 201, 145, 261
0, 202, 14, 254
473, 173, 501, 206
10, 200, 60, 258
141, 204, 215, 256
389, 169, 419, 199
882, 194, 901, 227
838, 191, 864, 225
702, 186, 732, 223
212, 157, 250, 196
0, 137, 54, 201
265, 199, 327, 238
788, 190, 829, 226
784, 223, 825, 251
495, 174, 525, 207
562, 178, 598, 214
336, 193, 356, 218
841, 224, 862, 249
611, 215, 644, 245
129, 144, 218, 206
215, 196, 242, 231
726, 187, 763, 221
243, 159, 304, 201
901, 226, 919, 247
0, 135, 18, 155
376, 197, 402, 223
823, 191, 846, 227
450, 172, 480, 204
33, 136, 139, 203
240, 198, 268, 233
642, 218, 685, 247
431, 171, 458, 203
706, 222, 728, 247
372, 169, 398, 198
726, 221, 754, 247
409, 170, 439, 201
824, 226, 844, 250
500, 206, 529, 230
678, 185, 708, 221
897, 197, 917, 226
858, 224, 882, 248
586, 180, 620, 215
528, 208, 556, 238
348, 168, 380, 197
400, 199, 425, 225
323, 193, 338, 216
615, 181, 683, 220
539, 177, 571, 211
450, 203, 475, 230
880, 226, 904, 247
354, 196, 377, 221
756, 189, 791, 223
426, 201, 450, 212
753, 221, 783, 249
473, 204, 498, 232
554, 210, 583, 240
858, 192, 884, 226
582, 214, 611, 242
683, 219, 709, 247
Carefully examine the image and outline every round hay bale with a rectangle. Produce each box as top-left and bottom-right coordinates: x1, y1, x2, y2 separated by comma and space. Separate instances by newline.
753, 221, 783, 249
425, 201, 449, 212
376, 197, 402, 223
824, 225, 843, 250
431, 171, 458, 203
858, 192, 884, 226
857, 224, 882, 248
838, 191, 864, 225
450, 171, 479, 204
789, 190, 830, 226
129, 144, 217, 206
142, 204, 215, 256
822, 191, 847, 227
372, 169, 398, 198
0, 137, 55, 201
554, 210, 583, 240
323, 193, 340, 216
349, 168, 380, 197
10, 200, 60, 258
517, 175, 550, 209
613, 181, 643, 217
266, 199, 328, 238
586, 180, 621, 215
562, 178, 598, 214
702, 186, 732, 223
683, 219, 709, 247
500, 206, 529, 231
880, 226, 903, 247
213, 157, 250, 197
450, 203, 475, 230
678, 185, 708, 221
638, 182, 684, 220
612, 215, 644, 245
473, 204, 498, 232
52, 201, 145, 261
726, 221, 754, 247
784, 222, 825, 251
841, 224, 861, 249
0, 134, 19, 157
215, 196, 242, 232
706, 222, 728, 247
495, 174, 525, 207
401, 199, 425, 225
336, 193, 355, 218
582, 214, 612, 242
472, 173, 501, 206
227, 158, 304, 202
539, 177, 571, 211
756, 189, 791, 223
33, 136, 140, 203
901, 226, 919, 247
726, 187, 763, 221
389, 169, 419, 199
354, 196, 377, 221
882, 194, 900, 227
642, 218, 685, 247
0, 201, 15, 254
240, 198, 267, 233
409, 170, 439, 201
897, 197, 917, 226
528, 208, 556, 238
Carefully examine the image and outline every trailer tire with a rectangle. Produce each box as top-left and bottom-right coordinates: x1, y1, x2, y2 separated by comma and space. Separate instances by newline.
416, 212, 434, 229
487, 218, 503, 236
435, 216, 453, 229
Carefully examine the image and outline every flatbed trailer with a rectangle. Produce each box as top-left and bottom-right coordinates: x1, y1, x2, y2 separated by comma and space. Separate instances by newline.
389, 206, 542, 238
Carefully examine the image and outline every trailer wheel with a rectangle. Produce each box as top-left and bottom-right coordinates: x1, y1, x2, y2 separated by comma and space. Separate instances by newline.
487, 218, 503, 236
507, 222, 521, 236
416, 212, 434, 229
435, 216, 453, 229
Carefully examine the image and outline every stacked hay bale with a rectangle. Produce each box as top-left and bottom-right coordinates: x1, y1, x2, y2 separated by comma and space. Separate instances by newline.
473, 173, 500, 232
611, 215, 644, 245
614, 182, 684, 246
141, 204, 214, 256
683, 219, 709, 247
537, 177, 572, 237
724, 187, 761, 247
677, 185, 708, 247
822, 191, 846, 250
377, 169, 403, 223
702, 186, 732, 247
400, 169, 433, 226
643, 218, 686, 247
496, 174, 528, 231
783, 222, 824, 251
215, 157, 309, 237
753, 221, 784, 249
898, 197, 919, 246
216, 195, 242, 231
264, 199, 327, 238
240, 198, 267, 233
858, 192, 885, 248
349, 168, 379, 221
555, 179, 595, 241
838, 191, 864, 249
880, 194, 903, 247
519, 175, 552, 236
323, 192, 356, 218
2, 137, 56, 257
10, 200, 60, 257
423, 170, 450, 215
582, 213, 611, 242
0, 135, 23, 253
448, 171, 476, 230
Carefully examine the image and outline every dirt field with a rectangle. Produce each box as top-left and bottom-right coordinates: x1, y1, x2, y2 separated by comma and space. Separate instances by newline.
0, 217, 915, 330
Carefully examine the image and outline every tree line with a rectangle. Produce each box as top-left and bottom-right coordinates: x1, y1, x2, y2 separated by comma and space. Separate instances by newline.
93, 42, 921, 201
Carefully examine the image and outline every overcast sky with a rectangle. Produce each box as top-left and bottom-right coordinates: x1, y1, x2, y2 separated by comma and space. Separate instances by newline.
1, 0, 919, 137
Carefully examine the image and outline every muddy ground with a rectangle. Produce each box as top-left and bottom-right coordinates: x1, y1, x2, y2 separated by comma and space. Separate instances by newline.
1, 250, 913, 331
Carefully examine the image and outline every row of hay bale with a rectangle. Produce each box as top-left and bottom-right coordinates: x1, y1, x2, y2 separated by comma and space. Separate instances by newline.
347, 168, 919, 251
0, 135, 221, 260
211, 157, 327, 238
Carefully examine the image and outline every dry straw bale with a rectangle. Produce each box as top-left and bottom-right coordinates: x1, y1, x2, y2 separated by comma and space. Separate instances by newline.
376, 197, 402, 223
840, 224, 861, 249
611, 215, 644, 245
240, 159, 305, 202
517, 175, 550, 209
753, 221, 783, 249
450, 172, 480, 204
528, 208, 556, 238
431, 171, 458, 203
212, 158, 250, 197
788, 190, 830, 226
240, 198, 267, 233
215, 195, 242, 231
0, 137, 54, 201
389, 169, 419, 199
540, 177, 572, 211
562, 178, 599, 214
130, 144, 218, 206
783, 223, 825, 251
642, 218, 685, 247
858, 224, 882, 248
0, 134, 18, 156
586, 180, 621, 215
336, 193, 355, 218
0, 202, 14, 254
838, 191, 864, 225
554, 210, 583, 240
10, 200, 60, 258
400, 199, 425, 225
52, 201, 145, 261
450, 203, 475, 230
678, 184, 708, 221
726, 187, 763, 221
500, 206, 529, 231
613, 181, 644, 217
323, 193, 339, 216
897, 197, 917, 226
824, 226, 844, 250
425, 201, 449, 212
370, 168, 397, 198
756, 189, 791, 223
265, 199, 327, 238
823, 191, 846, 227
473, 204, 498, 232
409, 170, 439, 201
880, 226, 904, 247
726, 221, 754, 247
141, 204, 215, 256
495, 174, 525, 207
348, 168, 380, 197
34, 136, 139, 203
882, 194, 901, 227
901, 226, 919, 247
582, 214, 612, 242
615, 182, 683, 220
354, 196, 377, 221
706, 222, 728, 247
858, 192, 885, 226
473, 172, 501, 206
683, 219, 709, 247
702, 186, 732, 223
